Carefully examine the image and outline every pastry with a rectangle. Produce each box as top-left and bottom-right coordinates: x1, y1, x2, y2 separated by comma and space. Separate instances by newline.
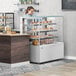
11, 31, 16, 34
32, 40, 39, 45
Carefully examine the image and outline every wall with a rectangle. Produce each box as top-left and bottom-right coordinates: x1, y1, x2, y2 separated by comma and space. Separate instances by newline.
63, 12, 76, 57
0, 0, 18, 12
0, 0, 76, 57
38, 0, 62, 16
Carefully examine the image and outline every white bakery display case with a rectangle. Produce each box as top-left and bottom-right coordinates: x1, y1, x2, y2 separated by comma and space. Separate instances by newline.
20, 16, 64, 63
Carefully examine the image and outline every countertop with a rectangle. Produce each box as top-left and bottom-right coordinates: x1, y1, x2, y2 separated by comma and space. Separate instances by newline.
0, 33, 30, 37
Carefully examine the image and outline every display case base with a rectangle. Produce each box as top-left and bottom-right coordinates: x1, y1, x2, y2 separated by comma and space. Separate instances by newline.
30, 42, 64, 63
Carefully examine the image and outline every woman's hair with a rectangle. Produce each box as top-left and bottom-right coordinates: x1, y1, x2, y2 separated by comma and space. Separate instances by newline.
25, 6, 35, 14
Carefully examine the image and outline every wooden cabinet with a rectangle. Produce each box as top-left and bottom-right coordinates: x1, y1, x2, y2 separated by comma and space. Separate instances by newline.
0, 35, 30, 63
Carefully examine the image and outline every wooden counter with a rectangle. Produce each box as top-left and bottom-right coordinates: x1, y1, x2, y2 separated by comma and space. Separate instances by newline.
0, 33, 30, 63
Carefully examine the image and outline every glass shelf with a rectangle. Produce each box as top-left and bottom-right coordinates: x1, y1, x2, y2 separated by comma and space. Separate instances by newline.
31, 23, 56, 26
19, 8, 39, 13
6, 23, 13, 24
30, 29, 58, 32
15, 3, 39, 5
0, 16, 13, 19
30, 35, 58, 40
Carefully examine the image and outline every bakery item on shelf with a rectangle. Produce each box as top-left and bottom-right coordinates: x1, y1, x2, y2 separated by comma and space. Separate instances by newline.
6, 31, 16, 34
6, 31, 11, 34
50, 27, 53, 29
48, 39, 54, 44
40, 39, 45, 45
45, 39, 49, 44
32, 39, 39, 45
11, 31, 16, 34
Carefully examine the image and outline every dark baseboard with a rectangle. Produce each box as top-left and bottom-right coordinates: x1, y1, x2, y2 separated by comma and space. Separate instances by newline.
30, 58, 64, 64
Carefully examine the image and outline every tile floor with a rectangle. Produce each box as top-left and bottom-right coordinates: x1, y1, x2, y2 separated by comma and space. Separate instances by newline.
0, 59, 75, 76
18, 61, 76, 76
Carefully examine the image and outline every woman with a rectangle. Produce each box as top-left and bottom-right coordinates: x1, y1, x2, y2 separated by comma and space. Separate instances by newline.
24, 6, 35, 33
25, 6, 35, 17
